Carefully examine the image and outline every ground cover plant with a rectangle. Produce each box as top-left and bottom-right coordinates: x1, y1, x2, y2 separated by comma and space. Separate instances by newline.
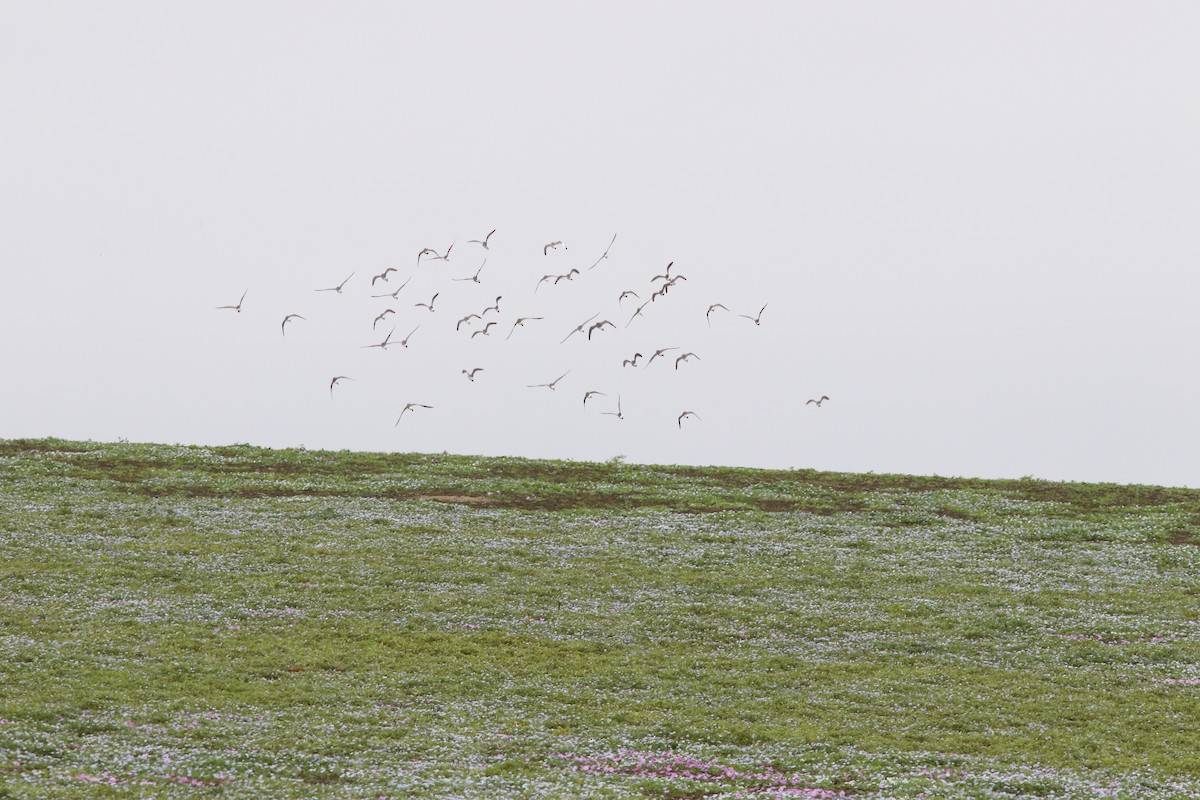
2, 437, 1200, 798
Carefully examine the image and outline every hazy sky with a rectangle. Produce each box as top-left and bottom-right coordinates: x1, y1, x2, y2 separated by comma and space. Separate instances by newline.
3, 2, 1199, 487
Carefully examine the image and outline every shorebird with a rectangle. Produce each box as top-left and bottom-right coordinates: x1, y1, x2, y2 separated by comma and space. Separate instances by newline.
372, 309, 396, 329
678, 411, 701, 428
467, 229, 495, 250
280, 313, 305, 335
528, 370, 570, 390
645, 346, 680, 367
371, 268, 398, 285
362, 327, 396, 350
534, 274, 556, 293
587, 233, 617, 270
329, 375, 353, 398
739, 304, 768, 326
583, 390, 607, 407
217, 290, 248, 313
506, 316, 544, 340
419, 242, 454, 264
553, 269, 580, 284
398, 325, 420, 348
624, 301, 650, 328
600, 395, 624, 419
618, 290, 640, 304
706, 303, 730, 326
481, 296, 502, 316
471, 321, 497, 339
414, 292, 439, 312
453, 259, 486, 283
395, 403, 432, 424
462, 368, 484, 382
674, 352, 700, 370
371, 277, 411, 299
622, 352, 643, 368
650, 262, 674, 283
543, 240, 565, 255
561, 313, 600, 344
806, 395, 830, 407
316, 273, 354, 293
587, 320, 615, 340
456, 313, 481, 331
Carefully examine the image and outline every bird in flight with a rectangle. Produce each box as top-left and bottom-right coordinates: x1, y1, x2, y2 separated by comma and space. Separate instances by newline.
217, 290, 248, 313
371, 277, 411, 299
281, 313, 305, 335
645, 346, 680, 368
534, 274, 556, 293
561, 312, 600, 344
419, 242, 454, 264
316, 273, 354, 293
600, 395, 624, 419
622, 352, 643, 368
373, 309, 396, 329
453, 259, 487, 283
399, 325, 420, 348
414, 292, 439, 312
553, 269, 580, 285
677, 411, 701, 428
371, 268, 398, 285
587, 233, 617, 270
362, 327, 397, 350
674, 352, 700, 370
740, 304, 768, 326
329, 375, 353, 398
587, 320, 615, 340
618, 290, 640, 304
624, 301, 650, 329
706, 303, 729, 326
481, 296, 502, 316
651, 262, 674, 283
506, 316, 544, 340
456, 313, 481, 331
396, 403, 433, 424
462, 368, 484, 382
583, 390, 607, 407
467, 229, 496, 249
528, 370, 570, 390
543, 240, 565, 255
806, 395, 830, 407
471, 321, 497, 339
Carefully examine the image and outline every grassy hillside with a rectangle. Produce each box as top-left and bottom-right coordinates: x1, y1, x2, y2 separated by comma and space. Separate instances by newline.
2, 438, 1200, 798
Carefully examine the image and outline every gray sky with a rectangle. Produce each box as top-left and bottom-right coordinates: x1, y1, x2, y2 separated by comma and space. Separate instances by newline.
3, 2, 1198, 487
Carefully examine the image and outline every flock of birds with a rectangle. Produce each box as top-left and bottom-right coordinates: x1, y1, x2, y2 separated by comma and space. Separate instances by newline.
216, 231, 830, 435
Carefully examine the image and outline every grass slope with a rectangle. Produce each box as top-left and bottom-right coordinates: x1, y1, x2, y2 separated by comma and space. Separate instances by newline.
2, 437, 1200, 798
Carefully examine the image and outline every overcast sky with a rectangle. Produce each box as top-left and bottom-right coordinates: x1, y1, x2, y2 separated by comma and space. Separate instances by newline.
3, 2, 1198, 487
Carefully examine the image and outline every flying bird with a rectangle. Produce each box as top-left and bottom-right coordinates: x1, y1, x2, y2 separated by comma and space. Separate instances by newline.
618, 290, 640, 304
419, 242, 454, 264
456, 313, 481, 331
329, 376, 353, 398
739, 304, 768, 326
362, 327, 397, 350
395, 403, 433, 424
316, 273, 354, 293
553, 269, 580, 284
534, 274, 556, 293
217, 290, 247, 313
528, 370, 570, 390
624, 301, 650, 328
398, 325, 420, 348
650, 262, 674, 283
371, 268, 398, 285
674, 352, 700, 370
706, 303, 730, 326
506, 316, 544, 340
481, 296, 502, 316
414, 292, 439, 312
587, 320, 615, 340
371, 277, 411, 299
543, 240, 565, 255
587, 233, 617, 270
467, 229, 496, 249
561, 313, 600, 344
645, 346, 680, 368
462, 368, 484, 382
583, 390, 607, 407
599, 395, 624, 419
281, 313, 305, 335
373, 309, 396, 329
622, 352, 643, 368
677, 411, 701, 428
471, 321, 497, 339
453, 259, 487, 283
806, 396, 830, 407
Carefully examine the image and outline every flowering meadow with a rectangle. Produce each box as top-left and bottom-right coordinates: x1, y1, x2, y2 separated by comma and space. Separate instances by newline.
2, 438, 1200, 798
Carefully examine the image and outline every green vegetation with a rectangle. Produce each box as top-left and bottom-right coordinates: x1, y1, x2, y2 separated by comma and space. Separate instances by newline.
3, 437, 1200, 798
